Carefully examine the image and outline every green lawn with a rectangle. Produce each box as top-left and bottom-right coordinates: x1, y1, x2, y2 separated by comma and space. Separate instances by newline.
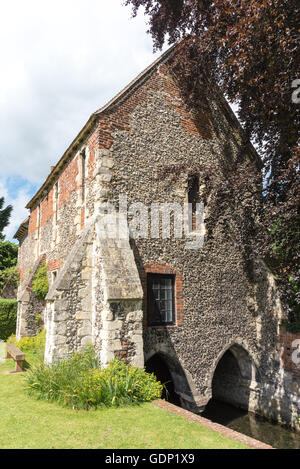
0, 354, 248, 449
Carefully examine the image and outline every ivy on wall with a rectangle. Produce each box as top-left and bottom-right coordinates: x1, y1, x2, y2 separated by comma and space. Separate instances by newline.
32, 264, 49, 300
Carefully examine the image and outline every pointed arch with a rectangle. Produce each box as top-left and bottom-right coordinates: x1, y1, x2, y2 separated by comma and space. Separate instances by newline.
144, 346, 202, 411
208, 339, 261, 394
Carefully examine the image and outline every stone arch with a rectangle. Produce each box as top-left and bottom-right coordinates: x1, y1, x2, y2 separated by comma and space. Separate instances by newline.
144, 347, 202, 412
208, 339, 260, 392
145, 352, 181, 405
207, 340, 260, 412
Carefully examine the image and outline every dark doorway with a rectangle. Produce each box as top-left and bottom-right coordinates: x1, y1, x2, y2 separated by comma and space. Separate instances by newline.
203, 346, 252, 423
210, 348, 250, 410
145, 354, 181, 406
212, 349, 242, 403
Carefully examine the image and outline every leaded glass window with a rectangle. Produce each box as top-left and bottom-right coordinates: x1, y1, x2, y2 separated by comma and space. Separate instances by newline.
147, 274, 175, 326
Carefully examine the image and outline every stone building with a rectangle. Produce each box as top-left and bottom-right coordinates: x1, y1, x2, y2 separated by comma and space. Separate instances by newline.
14, 45, 300, 430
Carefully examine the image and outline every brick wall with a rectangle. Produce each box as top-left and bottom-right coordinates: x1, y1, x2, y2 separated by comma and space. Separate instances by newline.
94, 62, 215, 152
57, 155, 80, 208
18, 121, 100, 294
28, 205, 38, 235
40, 187, 55, 227
47, 259, 62, 272
280, 326, 300, 380
160, 64, 214, 140
96, 71, 160, 151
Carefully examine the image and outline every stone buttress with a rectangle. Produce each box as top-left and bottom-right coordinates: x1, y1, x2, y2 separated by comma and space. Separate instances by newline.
44, 215, 144, 366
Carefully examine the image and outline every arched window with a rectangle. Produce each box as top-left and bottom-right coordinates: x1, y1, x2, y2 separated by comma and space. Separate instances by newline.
187, 174, 199, 231
81, 150, 86, 203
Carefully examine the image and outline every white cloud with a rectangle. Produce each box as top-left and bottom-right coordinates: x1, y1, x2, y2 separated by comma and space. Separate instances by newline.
0, 1, 167, 240
0, 0, 164, 185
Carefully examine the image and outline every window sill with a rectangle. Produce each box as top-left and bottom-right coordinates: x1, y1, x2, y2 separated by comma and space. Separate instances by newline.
146, 323, 177, 330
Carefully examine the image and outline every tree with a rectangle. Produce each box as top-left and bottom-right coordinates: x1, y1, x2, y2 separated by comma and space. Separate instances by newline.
0, 197, 12, 240
0, 240, 19, 298
0, 197, 17, 298
125, 0, 299, 324
0, 241, 18, 271
125, 1, 299, 177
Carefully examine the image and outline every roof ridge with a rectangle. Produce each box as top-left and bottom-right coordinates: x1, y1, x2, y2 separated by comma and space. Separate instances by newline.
94, 43, 177, 115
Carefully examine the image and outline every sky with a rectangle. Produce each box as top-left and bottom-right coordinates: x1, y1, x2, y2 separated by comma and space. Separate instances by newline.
0, 0, 167, 241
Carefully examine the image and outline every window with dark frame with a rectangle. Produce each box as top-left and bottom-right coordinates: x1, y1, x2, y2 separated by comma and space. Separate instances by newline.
147, 274, 175, 326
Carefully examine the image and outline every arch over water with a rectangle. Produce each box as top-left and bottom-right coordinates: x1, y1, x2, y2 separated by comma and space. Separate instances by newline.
145, 353, 181, 405
144, 350, 199, 410
208, 342, 260, 412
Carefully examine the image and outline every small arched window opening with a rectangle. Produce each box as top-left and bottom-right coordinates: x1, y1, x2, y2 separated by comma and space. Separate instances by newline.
187, 174, 200, 231
81, 150, 86, 203
52, 270, 57, 284
54, 182, 59, 223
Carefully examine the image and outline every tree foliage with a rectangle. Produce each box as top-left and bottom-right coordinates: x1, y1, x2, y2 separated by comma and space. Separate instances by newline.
0, 241, 18, 271
125, 0, 300, 325
0, 197, 12, 241
0, 241, 18, 297
125, 0, 299, 175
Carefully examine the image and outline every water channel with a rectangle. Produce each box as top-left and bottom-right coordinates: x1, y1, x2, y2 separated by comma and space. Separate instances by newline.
202, 399, 300, 449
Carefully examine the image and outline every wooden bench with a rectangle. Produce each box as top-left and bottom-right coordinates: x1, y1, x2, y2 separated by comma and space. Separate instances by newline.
6, 343, 25, 373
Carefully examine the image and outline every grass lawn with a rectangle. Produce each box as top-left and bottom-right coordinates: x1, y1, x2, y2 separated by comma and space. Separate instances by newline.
0, 353, 248, 449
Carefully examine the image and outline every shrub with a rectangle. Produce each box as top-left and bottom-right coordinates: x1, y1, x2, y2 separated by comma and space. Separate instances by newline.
282, 318, 300, 334
25, 347, 163, 410
0, 240, 18, 270
32, 264, 49, 300
0, 299, 17, 341
0, 265, 19, 296
7, 329, 46, 357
